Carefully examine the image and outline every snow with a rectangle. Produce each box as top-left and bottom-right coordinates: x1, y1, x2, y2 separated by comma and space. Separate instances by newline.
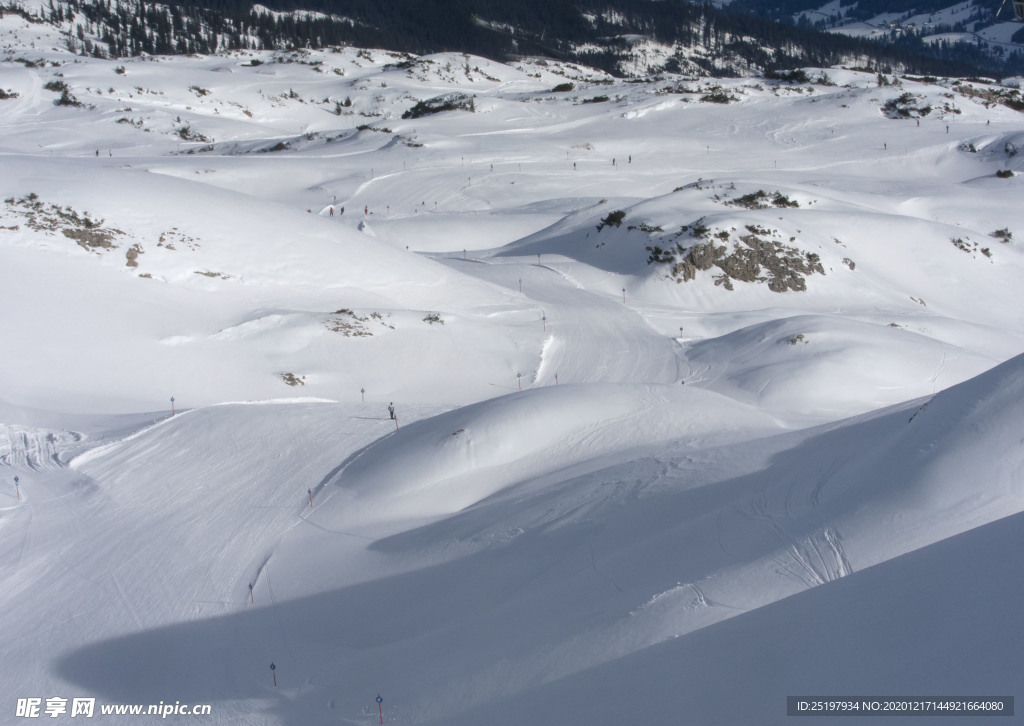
1, 18, 1024, 725
797, 0, 1024, 63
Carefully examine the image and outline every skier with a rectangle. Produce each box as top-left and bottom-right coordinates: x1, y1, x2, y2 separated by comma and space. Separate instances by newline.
329, 206, 334, 217
388, 403, 395, 420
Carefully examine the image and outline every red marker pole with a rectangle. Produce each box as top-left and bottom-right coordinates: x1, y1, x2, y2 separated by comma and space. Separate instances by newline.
270, 662, 276, 687
394, 416, 399, 432
517, 373, 522, 390
249, 582, 254, 603
170, 396, 175, 415
622, 288, 626, 303
376, 695, 383, 724
361, 387, 365, 403
308, 488, 313, 507
14, 475, 20, 500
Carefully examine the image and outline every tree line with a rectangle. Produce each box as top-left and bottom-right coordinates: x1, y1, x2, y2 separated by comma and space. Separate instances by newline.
19, 0, 1022, 76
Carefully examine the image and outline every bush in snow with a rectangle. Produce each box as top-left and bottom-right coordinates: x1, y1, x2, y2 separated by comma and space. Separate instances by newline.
700, 86, 737, 103
765, 68, 809, 83
402, 93, 475, 119
176, 125, 212, 143
725, 190, 799, 209
55, 88, 83, 107
882, 92, 931, 119
597, 210, 626, 230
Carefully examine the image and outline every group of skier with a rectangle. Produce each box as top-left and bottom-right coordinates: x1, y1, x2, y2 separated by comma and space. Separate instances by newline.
309, 204, 375, 216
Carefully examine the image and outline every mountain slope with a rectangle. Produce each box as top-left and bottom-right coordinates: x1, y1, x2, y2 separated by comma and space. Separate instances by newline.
42, 354, 1024, 725
6, 0, 1013, 77
1, 29, 1023, 726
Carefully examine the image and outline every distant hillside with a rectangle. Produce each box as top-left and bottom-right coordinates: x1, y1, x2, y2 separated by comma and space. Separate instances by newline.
725, 0, 1024, 72
4, 0, 1019, 76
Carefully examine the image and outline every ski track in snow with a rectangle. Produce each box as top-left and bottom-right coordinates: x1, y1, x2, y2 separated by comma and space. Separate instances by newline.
438, 254, 683, 387
0, 425, 82, 470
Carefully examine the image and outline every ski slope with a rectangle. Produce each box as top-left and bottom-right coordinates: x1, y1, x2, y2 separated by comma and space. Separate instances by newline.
2, 11, 1024, 724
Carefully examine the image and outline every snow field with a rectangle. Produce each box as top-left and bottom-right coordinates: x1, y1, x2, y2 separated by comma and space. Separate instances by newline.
1, 25, 1024, 724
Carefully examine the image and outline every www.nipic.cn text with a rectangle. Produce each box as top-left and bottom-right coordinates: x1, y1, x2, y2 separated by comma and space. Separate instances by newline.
16, 698, 212, 718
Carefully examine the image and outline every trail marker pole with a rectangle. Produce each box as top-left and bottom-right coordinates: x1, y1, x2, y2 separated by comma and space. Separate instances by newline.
542, 315, 546, 331
249, 582, 253, 603
308, 488, 313, 507
170, 396, 175, 415
621, 288, 626, 303
555, 373, 558, 385
679, 326, 684, 338
394, 416, 399, 432
361, 387, 365, 403
270, 662, 276, 687
518, 278, 522, 293
376, 695, 383, 724
14, 475, 19, 500
517, 373, 522, 390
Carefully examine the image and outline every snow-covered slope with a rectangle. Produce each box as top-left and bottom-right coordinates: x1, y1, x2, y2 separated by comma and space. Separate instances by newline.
36, 354, 1024, 725
1, 19, 1023, 725
790, 0, 1024, 66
